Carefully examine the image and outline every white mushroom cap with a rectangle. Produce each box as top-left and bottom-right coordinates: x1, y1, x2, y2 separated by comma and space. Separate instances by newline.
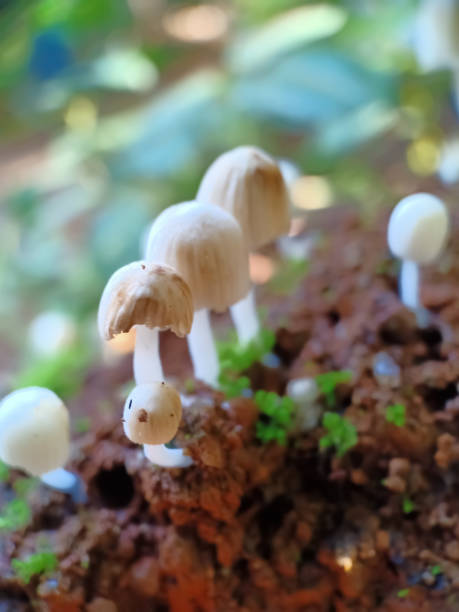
123, 382, 182, 445
0, 387, 70, 477
387, 193, 449, 264
197, 146, 290, 250
145, 201, 249, 312
98, 261, 193, 341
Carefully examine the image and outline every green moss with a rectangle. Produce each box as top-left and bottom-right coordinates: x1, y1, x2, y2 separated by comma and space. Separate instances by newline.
402, 497, 415, 514
431, 565, 442, 576
319, 412, 357, 457
255, 390, 295, 445
0, 499, 31, 532
12, 552, 57, 584
386, 403, 406, 427
397, 588, 410, 598
0, 460, 10, 482
315, 370, 352, 407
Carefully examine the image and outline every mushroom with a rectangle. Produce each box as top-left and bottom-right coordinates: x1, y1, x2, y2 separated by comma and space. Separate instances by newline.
145, 201, 249, 387
197, 145, 290, 344
98, 261, 193, 384
387, 193, 449, 311
0, 387, 86, 501
124, 383, 193, 468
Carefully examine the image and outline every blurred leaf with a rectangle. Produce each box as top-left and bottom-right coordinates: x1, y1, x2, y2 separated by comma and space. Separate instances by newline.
233, 49, 395, 128
90, 48, 158, 92
228, 4, 348, 73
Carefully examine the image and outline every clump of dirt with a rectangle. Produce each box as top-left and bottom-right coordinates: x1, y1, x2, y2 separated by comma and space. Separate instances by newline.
2, 209, 459, 611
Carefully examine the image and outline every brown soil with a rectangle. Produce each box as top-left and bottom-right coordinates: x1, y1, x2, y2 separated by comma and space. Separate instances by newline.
2, 209, 459, 611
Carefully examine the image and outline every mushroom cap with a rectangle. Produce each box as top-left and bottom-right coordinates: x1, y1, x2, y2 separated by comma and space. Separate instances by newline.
98, 261, 193, 341
123, 382, 182, 445
145, 201, 249, 312
0, 387, 70, 477
197, 146, 290, 250
387, 193, 449, 264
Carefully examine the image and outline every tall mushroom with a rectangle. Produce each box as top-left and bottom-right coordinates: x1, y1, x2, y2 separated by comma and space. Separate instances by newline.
98, 261, 193, 384
145, 201, 249, 387
123, 382, 192, 468
0, 387, 86, 501
387, 193, 449, 311
197, 145, 290, 344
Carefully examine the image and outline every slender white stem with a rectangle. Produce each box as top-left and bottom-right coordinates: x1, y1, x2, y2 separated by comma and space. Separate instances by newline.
133, 326, 164, 384
400, 260, 420, 310
187, 308, 219, 387
144, 444, 193, 468
40, 468, 87, 503
230, 287, 260, 345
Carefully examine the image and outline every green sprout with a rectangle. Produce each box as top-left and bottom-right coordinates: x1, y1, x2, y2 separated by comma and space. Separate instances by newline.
268, 259, 309, 295
0, 499, 31, 532
12, 552, 57, 584
319, 412, 357, 457
386, 403, 406, 427
255, 390, 295, 445
0, 460, 10, 482
218, 328, 275, 398
402, 497, 415, 514
397, 588, 410, 598
74, 416, 91, 434
13, 477, 39, 497
315, 370, 352, 407
431, 565, 442, 576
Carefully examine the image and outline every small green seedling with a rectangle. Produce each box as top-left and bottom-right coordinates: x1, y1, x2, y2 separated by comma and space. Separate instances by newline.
13, 477, 39, 497
0, 460, 9, 482
431, 565, 442, 576
386, 403, 406, 427
255, 391, 295, 445
315, 370, 352, 407
12, 552, 57, 584
268, 259, 309, 295
0, 499, 31, 532
218, 373, 251, 399
319, 412, 357, 457
397, 588, 410, 598
402, 497, 415, 514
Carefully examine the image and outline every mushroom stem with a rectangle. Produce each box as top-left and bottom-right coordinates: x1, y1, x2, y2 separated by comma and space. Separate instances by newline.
187, 308, 219, 387
40, 468, 87, 503
230, 286, 260, 345
133, 326, 164, 384
144, 444, 193, 468
399, 260, 420, 310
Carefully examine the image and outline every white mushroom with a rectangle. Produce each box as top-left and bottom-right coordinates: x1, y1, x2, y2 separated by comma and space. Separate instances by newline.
124, 383, 192, 468
387, 193, 449, 311
197, 146, 290, 344
145, 201, 249, 387
98, 261, 193, 384
0, 387, 85, 500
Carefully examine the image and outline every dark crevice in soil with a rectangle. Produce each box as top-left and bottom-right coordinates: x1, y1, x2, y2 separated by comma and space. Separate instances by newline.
421, 383, 458, 412
92, 465, 135, 509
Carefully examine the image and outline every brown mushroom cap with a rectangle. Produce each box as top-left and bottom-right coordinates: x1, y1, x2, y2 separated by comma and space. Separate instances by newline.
98, 261, 193, 341
197, 145, 290, 250
123, 382, 182, 445
145, 201, 249, 312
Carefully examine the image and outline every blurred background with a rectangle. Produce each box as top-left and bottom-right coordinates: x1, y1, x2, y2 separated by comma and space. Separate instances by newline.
0, 0, 458, 400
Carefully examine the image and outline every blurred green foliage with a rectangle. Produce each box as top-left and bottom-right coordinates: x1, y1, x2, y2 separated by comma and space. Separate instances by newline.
12, 551, 57, 584
255, 390, 295, 445
319, 411, 357, 457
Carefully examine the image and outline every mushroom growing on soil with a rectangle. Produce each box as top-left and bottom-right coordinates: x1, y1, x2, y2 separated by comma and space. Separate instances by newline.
145, 201, 249, 387
197, 145, 290, 344
124, 382, 192, 468
98, 261, 193, 384
0, 387, 86, 501
387, 193, 449, 312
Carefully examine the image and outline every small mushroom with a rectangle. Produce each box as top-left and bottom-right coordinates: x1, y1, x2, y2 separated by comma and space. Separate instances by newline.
146, 201, 249, 387
387, 193, 449, 311
123, 383, 192, 468
98, 261, 193, 384
197, 145, 289, 344
0, 387, 85, 500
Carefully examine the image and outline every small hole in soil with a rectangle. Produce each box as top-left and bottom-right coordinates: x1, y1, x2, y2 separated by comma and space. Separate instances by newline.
93, 465, 135, 509
418, 326, 442, 346
257, 495, 293, 557
327, 309, 340, 325
421, 383, 457, 412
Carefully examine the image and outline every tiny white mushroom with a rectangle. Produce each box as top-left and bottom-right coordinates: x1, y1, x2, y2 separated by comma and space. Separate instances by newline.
0, 387, 85, 500
98, 261, 193, 384
124, 383, 192, 468
387, 193, 449, 311
145, 201, 249, 387
197, 146, 290, 344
